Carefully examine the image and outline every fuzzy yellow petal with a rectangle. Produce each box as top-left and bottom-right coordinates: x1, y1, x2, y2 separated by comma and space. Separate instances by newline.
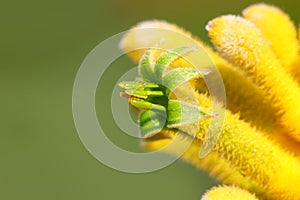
201, 185, 258, 200
207, 15, 300, 142
289, 25, 300, 83
242, 3, 299, 69
195, 93, 300, 200
298, 25, 300, 47
119, 20, 215, 69
195, 92, 300, 199
143, 130, 267, 199
289, 56, 300, 84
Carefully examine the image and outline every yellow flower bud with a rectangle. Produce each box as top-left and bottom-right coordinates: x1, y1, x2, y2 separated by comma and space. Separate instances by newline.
243, 3, 299, 69
201, 185, 258, 200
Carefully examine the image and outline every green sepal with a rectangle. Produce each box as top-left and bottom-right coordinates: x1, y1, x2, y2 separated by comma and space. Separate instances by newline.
167, 100, 209, 127
154, 46, 198, 82
139, 50, 156, 82
139, 109, 167, 138
162, 68, 203, 91
130, 99, 166, 111
125, 89, 164, 99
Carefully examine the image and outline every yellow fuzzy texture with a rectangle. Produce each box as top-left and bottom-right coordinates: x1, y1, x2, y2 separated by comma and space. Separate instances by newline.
120, 20, 300, 155
201, 185, 258, 200
290, 56, 300, 84
207, 15, 300, 142
143, 130, 267, 199
194, 93, 300, 200
299, 26, 300, 47
242, 3, 299, 69
143, 92, 300, 199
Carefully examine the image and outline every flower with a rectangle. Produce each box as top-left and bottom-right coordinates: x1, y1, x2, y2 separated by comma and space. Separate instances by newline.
119, 3, 300, 200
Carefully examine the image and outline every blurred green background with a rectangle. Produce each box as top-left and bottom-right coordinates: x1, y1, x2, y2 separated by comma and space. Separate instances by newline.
1, 0, 299, 199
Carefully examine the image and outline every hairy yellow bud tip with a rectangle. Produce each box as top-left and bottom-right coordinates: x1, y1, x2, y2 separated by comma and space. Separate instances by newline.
119, 20, 197, 64
206, 15, 262, 64
243, 3, 299, 68
201, 185, 258, 200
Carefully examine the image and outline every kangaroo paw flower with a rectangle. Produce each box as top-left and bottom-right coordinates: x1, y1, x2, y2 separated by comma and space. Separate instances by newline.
118, 3, 300, 199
